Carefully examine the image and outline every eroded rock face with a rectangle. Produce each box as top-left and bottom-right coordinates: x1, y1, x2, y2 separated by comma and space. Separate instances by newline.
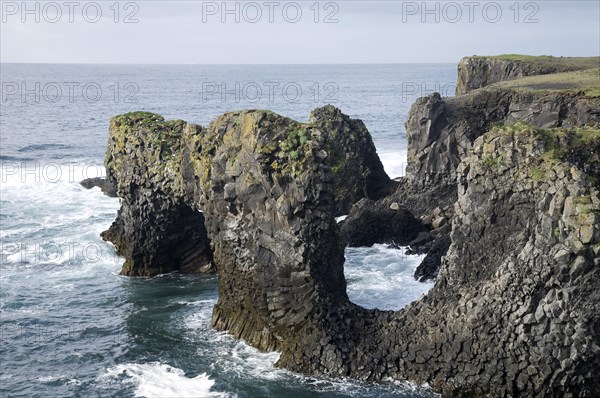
405, 90, 600, 190
101, 106, 600, 396
429, 126, 600, 396
284, 124, 599, 397
102, 107, 393, 278
340, 198, 424, 247
342, 89, 600, 255
80, 177, 117, 197
101, 114, 214, 276
413, 234, 451, 282
455, 56, 599, 95
337, 126, 599, 397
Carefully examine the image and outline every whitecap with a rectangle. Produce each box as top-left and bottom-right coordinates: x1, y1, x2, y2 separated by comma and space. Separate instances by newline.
345, 244, 433, 310
378, 151, 408, 179
102, 363, 232, 398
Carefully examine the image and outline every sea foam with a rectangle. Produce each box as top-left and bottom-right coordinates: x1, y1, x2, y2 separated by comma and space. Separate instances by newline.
103, 363, 232, 398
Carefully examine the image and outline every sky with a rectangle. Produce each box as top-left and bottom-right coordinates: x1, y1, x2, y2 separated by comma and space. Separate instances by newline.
1, 0, 599, 64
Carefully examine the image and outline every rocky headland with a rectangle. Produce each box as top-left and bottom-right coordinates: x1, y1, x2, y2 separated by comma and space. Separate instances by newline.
456, 54, 599, 95
97, 55, 600, 396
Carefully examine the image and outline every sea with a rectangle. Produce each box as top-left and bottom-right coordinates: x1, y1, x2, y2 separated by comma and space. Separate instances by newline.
0, 63, 456, 397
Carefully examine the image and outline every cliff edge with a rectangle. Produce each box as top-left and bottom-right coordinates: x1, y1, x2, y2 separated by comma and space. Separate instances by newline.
97, 56, 600, 396
456, 55, 599, 95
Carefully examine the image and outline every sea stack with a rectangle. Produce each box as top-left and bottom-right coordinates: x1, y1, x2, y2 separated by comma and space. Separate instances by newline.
101, 55, 600, 396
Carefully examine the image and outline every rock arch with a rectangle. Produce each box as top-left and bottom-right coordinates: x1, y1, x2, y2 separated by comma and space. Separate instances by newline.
101, 107, 600, 397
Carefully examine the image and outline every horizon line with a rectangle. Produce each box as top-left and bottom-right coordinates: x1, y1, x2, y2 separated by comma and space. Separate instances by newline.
0, 61, 461, 66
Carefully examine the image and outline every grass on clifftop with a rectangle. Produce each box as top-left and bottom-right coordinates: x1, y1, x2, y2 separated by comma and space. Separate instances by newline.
473, 54, 599, 70
492, 68, 600, 97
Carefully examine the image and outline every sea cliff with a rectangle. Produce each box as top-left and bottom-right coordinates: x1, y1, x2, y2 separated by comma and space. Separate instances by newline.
97, 55, 600, 396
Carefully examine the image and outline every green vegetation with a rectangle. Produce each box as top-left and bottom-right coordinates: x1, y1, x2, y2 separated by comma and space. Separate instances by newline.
488, 122, 600, 187
475, 54, 599, 69
252, 121, 315, 178
528, 167, 546, 182
575, 195, 593, 205
491, 122, 600, 160
493, 68, 600, 97
331, 157, 346, 174
107, 112, 187, 189
279, 127, 309, 153
482, 155, 504, 169
276, 126, 312, 177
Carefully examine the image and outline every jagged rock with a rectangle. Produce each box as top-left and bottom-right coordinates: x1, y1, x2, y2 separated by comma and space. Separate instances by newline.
79, 177, 117, 197
340, 198, 424, 247
414, 234, 451, 281
96, 65, 600, 397
309, 106, 397, 214
342, 86, 600, 251
405, 89, 600, 190
102, 107, 393, 278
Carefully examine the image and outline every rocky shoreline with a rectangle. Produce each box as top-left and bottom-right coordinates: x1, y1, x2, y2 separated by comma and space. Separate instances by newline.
94, 55, 600, 396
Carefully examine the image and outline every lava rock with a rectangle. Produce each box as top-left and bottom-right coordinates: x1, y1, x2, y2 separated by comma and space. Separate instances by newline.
413, 234, 451, 281
80, 177, 117, 197
340, 198, 425, 247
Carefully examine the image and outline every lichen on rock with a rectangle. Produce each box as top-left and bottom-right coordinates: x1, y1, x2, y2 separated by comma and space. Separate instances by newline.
101, 107, 393, 278
96, 58, 600, 397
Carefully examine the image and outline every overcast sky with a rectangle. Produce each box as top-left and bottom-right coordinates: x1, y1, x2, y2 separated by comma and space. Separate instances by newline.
1, 1, 598, 64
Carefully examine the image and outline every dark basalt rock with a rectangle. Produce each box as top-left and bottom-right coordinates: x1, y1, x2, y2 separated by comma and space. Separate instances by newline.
101, 107, 393, 277
405, 89, 600, 191
101, 197, 214, 276
341, 87, 600, 273
80, 177, 117, 197
99, 100, 600, 396
413, 234, 451, 282
455, 55, 599, 95
309, 106, 397, 214
340, 199, 424, 247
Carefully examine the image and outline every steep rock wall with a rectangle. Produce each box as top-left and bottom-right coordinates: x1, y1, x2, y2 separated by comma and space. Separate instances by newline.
405, 89, 600, 192
456, 56, 599, 95
101, 106, 600, 396
102, 107, 393, 277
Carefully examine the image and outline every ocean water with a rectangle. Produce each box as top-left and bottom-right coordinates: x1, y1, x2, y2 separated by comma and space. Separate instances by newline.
0, 64, 455, 397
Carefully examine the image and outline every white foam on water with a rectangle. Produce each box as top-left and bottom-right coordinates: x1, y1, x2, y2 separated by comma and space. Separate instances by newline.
177, 299, 216, 306
181, 301, 285, 382
37, 375, 82, 386
0, 163, 119, 237
222, 341, 283, 381
335, 215, 348, 223
345, 244, 433, 310
1, 163, 121, 274
379, 151, 408, 179
102, 363, 233, 398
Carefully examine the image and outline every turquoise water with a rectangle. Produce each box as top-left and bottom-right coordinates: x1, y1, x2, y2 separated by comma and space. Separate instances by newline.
0, 64, 455, 397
